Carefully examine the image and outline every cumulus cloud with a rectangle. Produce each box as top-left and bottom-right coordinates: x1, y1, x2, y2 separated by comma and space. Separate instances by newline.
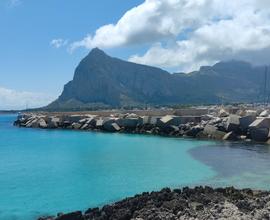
70, 0, 270, 71
130, 2, 270, 71
0, 87, 55, 110
70, 0, 214, 50
50, 39, 68, 49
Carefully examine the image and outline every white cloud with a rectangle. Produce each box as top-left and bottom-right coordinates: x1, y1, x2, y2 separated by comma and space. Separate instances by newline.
7, 0, 22, 8
50, 39, 68, 49
0, 87, 55, 110
69, 0, 270, 71
70, 0, 215, 50
130, 10, 270, 71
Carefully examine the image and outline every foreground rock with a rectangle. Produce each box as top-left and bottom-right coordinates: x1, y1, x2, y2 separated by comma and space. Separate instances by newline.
38, 186, 270, 220
14, 106, 270, 143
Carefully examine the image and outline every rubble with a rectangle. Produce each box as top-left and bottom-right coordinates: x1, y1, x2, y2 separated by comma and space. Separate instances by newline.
13, 106, 270, 143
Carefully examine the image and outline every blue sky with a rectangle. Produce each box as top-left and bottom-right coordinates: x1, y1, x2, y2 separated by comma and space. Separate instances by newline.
0, 0, 144, 94
1, 0, 270, 109
0, 0, 144, 109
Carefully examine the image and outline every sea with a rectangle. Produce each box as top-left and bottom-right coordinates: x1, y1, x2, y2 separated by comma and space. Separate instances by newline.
1, 114, 270, 220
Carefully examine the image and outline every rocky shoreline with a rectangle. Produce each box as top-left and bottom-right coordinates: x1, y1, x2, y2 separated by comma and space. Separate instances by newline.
14, 108, 270, 219
14, 107, 270, 143
38, 186, 270, 220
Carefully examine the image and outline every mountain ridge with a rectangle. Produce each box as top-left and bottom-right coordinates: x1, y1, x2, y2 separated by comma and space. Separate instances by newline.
46, 48, 267, 110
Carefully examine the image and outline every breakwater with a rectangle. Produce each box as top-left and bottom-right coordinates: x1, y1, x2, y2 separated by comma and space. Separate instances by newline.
14, 108, 270, 143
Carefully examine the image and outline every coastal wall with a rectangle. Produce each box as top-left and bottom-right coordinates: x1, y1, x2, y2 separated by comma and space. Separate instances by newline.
14, 107, 270, 143
28, 108, 209, 117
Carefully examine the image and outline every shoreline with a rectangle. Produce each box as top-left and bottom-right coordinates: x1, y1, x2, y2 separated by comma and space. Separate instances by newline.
13, 107, 270, 144
38, 186, 270, 220
12, 109, 270, 219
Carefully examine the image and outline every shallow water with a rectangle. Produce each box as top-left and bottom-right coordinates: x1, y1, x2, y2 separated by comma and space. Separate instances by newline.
0, 115, 270, 220
189, 141, 270, 189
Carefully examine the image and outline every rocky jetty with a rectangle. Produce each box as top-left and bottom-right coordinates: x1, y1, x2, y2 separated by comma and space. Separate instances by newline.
14, 107, 270, 143
38, 186, 270, 220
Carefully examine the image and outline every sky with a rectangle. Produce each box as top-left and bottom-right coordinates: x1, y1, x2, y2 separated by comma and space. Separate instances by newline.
1, 0, 270, 110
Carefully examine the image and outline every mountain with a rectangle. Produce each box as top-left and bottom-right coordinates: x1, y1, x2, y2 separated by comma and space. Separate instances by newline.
46, 48, 267, 110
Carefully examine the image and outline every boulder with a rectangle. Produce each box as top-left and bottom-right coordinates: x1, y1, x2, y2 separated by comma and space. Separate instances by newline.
47, 117, 60, 128
185, 126, 204, 137
161, 125, 180, 134
38, 119, 47, 128
158, 115, 182, 127
218, 108, 229, 117
246, 110, 257, 116
250, 127, 269, 142
249, 118, 270, 129
138, 116, 160, 126
208, 117, 222, 125
17, 113, 30, 121
266, 139, 270, 145
236, 109, 247, 117
32, 119, 41, 128
203, 125, 216, 135
26, 118, 39, 128
259, 110, 269, 117
103, 121, 121, 132
111, 123, 121, 131
25, 118, 36, 127
63, 115, 84, 123
203, 125, 227, 140
88, 118, 97, 127
80, 123, 89, 130
239, 135, 248, 141
138, 116, 150, 125
201, 114, 214, 121
239, 115, 256, 131
55, 211, 84, 220
51, 117, 60, 123
79, 117, 96, 130
117, 118, 138, 128
149, 116, 161, 125
225, 115, 240, 132
179, 116, 201, 124
79, 118, 89, 124
16, 114, 32, 124
72, 123, 82, 130
125, 113, 138, 118
96, 118, 106, 128
47, 121, 58, 128
223, 131, 238, 141
170, 125, 180, 132
190, 202, 204, 211
62, 121, 72, 127
101, 118, 117, 130
160, 115, 174, 124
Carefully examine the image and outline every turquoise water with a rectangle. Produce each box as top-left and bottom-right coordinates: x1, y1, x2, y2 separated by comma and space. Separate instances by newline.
1, 115, 270, 220
0, 115, 215, 220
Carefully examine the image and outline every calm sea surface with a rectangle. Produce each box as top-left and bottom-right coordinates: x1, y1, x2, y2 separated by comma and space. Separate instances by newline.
1, 115, 270, 220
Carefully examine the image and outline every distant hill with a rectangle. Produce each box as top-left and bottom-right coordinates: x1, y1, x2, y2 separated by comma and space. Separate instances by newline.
46, 48, 267, 110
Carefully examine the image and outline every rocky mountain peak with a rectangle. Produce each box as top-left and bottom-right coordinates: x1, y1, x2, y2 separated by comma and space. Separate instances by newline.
46, 50, 267, 110
88, 47, 107, 57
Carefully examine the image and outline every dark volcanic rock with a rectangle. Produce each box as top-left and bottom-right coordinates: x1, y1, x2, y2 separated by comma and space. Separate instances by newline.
56, 211, 83, 220
39, 186, 270, 220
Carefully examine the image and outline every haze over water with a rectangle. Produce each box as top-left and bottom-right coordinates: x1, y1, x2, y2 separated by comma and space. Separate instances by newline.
1, 115, 270, 220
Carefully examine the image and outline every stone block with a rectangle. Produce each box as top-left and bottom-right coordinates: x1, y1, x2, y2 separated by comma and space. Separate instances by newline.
250, 127, 269, 142
225, 115, 240, 132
